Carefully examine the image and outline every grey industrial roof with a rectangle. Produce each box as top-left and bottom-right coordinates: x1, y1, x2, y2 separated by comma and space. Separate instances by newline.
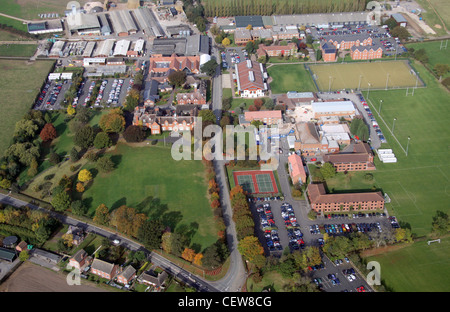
392, 13, 407, 23
186, 35, 210, 56
98, 14, 111, 34
272, 12, 369, 27
0, 247, 16, 262
235, 15, 264, 28
67, 12, 100, 31
109, 10, 137, 34
133, 8, 164, 37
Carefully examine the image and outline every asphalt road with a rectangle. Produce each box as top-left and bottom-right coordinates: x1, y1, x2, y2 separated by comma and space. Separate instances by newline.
0, 192, 220, 292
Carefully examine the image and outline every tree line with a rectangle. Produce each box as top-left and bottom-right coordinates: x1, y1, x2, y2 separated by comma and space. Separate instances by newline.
202, 0, 366, 17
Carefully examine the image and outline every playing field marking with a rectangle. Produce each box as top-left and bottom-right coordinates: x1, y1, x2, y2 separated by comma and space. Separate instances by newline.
367, 98, 407, 154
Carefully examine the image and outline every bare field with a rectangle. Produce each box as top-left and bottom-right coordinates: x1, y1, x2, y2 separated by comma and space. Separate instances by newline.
0, 262, 108, 292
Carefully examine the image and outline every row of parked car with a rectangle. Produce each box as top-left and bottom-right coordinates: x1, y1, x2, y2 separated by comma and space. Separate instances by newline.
107, 79, 124, 105
257, 204, 282, 251
311, 222, 383, 235
389, 216, 400, 229
35, 82, 51, 109
342, 267, 357, 282
281, 203, 305, 250
83, 81, 97, 106
359, 93, 387, 143
324, 212, 386, 219
44, 82, 63, 109
94, 80, 109, 107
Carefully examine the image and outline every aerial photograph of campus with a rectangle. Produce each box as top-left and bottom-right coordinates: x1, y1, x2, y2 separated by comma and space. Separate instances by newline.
0, 0, 448, 301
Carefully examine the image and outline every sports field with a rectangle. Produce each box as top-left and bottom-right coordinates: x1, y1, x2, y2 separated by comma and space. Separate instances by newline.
364, 237, 450, 292
233, 170, 279, 195
309, 60, 423, 91
266, 64, 317, 94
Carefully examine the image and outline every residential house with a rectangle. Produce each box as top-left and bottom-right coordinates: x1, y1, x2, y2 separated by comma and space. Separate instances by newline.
69, 249, 90, 270
307, 183, 384, 213
176, 80, 207, 106
15, 241, 28, 253
66, 225, 85, 246
90, 258, 119, 280
116, 265, 136, 285
138, 270, 168, 290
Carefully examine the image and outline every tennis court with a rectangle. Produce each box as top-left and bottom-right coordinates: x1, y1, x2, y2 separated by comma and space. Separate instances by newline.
233, 170, 279, 195
308, 60, 423, 91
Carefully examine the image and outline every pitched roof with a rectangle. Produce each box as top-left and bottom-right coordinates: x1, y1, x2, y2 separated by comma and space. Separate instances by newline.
235, 16, 264, 28
308, 183, 384, 205
91, 258, 115, 274
71, 249, 88, 263
288, 153, 306, 182
295, 122, 320, 144
244, 110, 282, 121
235, 60, 265, 92
118, 265, 136, 280
323, 142, 373, 163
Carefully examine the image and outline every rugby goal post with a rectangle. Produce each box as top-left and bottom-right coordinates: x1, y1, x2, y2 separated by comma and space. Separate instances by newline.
428, 239, 441, 245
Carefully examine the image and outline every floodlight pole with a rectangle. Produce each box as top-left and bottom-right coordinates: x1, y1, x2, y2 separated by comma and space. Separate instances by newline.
358, 75, 363, 91
392, 117, 397, 133
406, 136, 411, 156
379, 99, 383, 114
367, 82, 371, 100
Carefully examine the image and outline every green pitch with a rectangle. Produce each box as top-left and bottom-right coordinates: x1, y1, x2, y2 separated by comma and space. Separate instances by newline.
309, 60, 423, 91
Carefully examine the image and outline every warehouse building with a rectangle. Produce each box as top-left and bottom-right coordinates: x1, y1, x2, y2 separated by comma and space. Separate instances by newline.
66, 12, 101, 35
113, 39, 130, 57
48, 40, 66, 58
235, 15, 264, 29
109, 10, 138, 36
98, 14, 112, 36
311, 101, 356, 119
82, 41, 96, 57
133, 8, 164, 38
27, 20, 63, 35
93, 39, 115, 57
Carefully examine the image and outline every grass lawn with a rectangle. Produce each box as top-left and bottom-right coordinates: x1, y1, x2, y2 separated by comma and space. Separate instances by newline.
405, 40, 450, 78
0, 43, 37, 57
415, 0, 450, 36
246, 270, 295, 292
0, 59, 54, 156
0, 0, 89, 21
267, 64, 317, 94
364, 237, 450, 292
362, 60, 450, 238
0, 29, 29, 41
80, 143, 218, 250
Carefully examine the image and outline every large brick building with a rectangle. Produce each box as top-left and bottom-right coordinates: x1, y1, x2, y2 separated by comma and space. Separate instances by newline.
234, 60, 267, 98
323, 142, 375, 172
256, 43, 297, 58
351, 45, 383, 60
307, 183, 384, 213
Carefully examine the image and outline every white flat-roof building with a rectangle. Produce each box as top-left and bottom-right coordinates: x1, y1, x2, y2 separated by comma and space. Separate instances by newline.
113, 39, 130, 56
83, 57, 106, 66
311, 101, 356, 119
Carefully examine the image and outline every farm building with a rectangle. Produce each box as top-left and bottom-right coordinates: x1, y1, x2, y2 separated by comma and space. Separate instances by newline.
66, 12, 101, 35
27, 20, 63, 35
133, 8, 165, 38
93, 39, 115, 57
109, 10, 138, 36
391, 13, 408, 27
98, 14, 112, 36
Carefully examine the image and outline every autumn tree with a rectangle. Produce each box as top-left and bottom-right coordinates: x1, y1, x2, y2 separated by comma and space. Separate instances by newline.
93, 204, 110, 225
238, 235, 265, 268
222, 37, 231, 47
182, 248, 196, 262
78, 169, 92, 183
76, 182, 85, 193
39, 123, 57, 142
193, 253, 203, 266
110, 205, 147, 238
99, 108, 126, 133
